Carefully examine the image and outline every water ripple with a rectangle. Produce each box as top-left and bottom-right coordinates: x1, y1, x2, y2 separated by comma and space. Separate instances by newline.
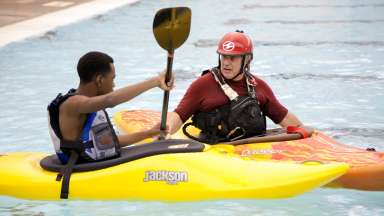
170, 69, 384, 82
321, 127, 384, 139
243, 4, 384, 9
224, 19, 384, 25
266, 73, 384, 81
223, 19, 253, 25
39, 31, 57, 40
173, 69, 200, 80
193, 39, 384, 47
263, 19, 384, 24
255, 41, 384, 47
93, 14, 108, 22
193, 39, 217, 48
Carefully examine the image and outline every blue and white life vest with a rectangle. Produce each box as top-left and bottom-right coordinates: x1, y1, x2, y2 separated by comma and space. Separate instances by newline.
48, 89, 120, 164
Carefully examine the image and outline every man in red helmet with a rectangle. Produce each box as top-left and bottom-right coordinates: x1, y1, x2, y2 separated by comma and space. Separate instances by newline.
166, 31, 302, 143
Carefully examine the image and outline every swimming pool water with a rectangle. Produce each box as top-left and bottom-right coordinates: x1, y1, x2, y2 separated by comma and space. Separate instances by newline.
0, 0, 383, 215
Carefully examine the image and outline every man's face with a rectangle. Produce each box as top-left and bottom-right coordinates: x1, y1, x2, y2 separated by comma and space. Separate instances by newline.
220, 54, 243, 80
98, 63, 116, 95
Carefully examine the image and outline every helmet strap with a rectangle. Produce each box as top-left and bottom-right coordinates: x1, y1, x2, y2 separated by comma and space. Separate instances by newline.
229, 55, 246, 81
243, 55, 251, 76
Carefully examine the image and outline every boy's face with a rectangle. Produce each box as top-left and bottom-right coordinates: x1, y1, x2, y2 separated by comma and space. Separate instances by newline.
97, 63, 116, 95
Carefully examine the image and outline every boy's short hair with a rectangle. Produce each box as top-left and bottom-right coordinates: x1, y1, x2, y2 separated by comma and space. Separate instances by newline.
77, 51, 114, 83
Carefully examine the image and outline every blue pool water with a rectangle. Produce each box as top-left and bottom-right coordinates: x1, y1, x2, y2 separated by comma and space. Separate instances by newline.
0, 0, 383, 215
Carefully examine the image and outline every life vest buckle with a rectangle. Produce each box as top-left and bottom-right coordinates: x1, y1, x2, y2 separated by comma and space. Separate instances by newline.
227, 127, 246, 141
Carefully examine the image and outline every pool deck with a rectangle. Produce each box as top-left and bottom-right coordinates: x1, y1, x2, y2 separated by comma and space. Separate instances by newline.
0, 0, 93, 27
0, 0, 139, 47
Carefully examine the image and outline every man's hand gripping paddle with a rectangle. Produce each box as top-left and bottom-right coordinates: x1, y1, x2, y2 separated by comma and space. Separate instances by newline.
153, 7, 191, 139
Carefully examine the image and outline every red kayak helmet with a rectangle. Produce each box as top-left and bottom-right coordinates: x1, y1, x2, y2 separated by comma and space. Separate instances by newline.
217, 31, 253, 56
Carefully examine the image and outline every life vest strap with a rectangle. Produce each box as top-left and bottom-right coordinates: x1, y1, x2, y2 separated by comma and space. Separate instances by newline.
60, 140, 94, 152
55, 150, 79, 199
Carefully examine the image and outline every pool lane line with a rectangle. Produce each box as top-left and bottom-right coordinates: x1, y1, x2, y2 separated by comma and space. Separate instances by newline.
0, 0, 140, 48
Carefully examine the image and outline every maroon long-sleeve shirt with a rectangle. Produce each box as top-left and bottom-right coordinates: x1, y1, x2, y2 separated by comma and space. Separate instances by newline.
174, 72, 288, 124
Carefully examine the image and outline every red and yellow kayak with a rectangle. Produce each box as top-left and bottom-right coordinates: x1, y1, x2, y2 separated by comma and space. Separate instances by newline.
114, 109, 384, 191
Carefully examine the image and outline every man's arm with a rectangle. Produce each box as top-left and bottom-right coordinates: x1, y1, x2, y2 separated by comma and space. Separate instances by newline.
278, 111, 303, 128
69, 72, 173, 114
167, 112, 184, 134
166, 77, 207, 135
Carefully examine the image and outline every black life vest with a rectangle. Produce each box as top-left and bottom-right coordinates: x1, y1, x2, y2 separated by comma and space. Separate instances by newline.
183, 68, 266, 144
47, 89, 120, 164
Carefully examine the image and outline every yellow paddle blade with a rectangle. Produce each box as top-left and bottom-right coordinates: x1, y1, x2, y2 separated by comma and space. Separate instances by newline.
153, 7, 191, 51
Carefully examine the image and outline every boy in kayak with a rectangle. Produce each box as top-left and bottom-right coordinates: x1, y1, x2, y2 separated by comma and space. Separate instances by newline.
48, 51, 173, 163
166, 31, 303, 143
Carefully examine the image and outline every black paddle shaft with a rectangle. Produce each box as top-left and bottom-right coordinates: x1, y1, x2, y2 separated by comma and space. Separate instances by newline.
159, 50, 174, 138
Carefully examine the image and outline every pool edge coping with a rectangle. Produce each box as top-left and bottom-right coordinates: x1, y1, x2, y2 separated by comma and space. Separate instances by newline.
0, 0, 140, 48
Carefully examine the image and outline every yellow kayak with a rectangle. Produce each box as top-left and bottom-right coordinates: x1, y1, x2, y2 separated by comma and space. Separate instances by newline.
0, 138, 347, 201
114, 109, 384, 191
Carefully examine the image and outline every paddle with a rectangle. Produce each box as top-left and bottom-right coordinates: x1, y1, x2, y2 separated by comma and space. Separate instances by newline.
153, 7, 192, 139
224, 127, 315, 145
